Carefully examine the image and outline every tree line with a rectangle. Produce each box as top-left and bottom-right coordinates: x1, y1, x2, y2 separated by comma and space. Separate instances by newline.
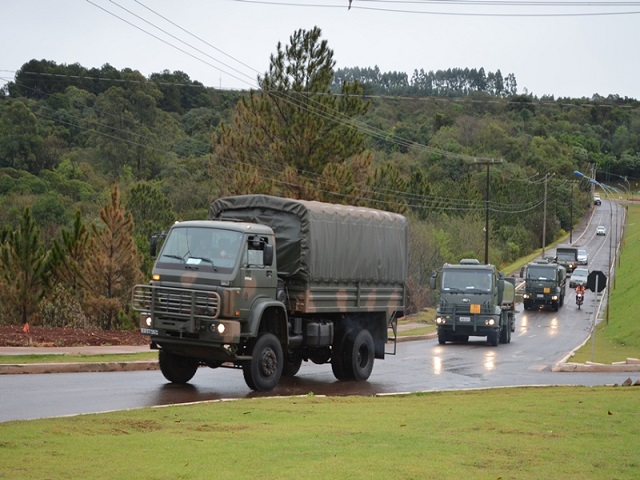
1, 26, 639, 327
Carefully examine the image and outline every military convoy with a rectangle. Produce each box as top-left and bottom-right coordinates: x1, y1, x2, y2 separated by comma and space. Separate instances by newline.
522, 259, 566, 311
133, 195, 408, 391
429, 259, 516, 346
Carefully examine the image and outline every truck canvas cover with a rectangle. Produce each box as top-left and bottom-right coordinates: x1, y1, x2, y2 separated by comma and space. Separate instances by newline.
209, 195, 408, 284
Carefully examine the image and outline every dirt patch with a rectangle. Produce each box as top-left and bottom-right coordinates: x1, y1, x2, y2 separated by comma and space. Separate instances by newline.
0, 325, 148, 347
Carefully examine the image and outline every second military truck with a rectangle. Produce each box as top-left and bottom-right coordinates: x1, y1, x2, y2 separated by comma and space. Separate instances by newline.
430, 259, 516, 346
133, 195, 408, 391
522, 259, 566, 311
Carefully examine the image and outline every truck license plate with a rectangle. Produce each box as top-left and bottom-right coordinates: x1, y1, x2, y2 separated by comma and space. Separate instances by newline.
459, 316, 471, 322
536, 294, 544, 298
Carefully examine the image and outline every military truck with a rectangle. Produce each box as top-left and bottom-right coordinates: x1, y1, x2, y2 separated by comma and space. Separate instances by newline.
555, 245, 579, 274
429, 259, 516, 346
132, 195, 408, 391
522, 259, 566, 311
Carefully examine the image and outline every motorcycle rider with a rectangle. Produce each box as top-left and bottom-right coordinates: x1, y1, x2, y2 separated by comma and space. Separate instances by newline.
575, 284, 586, 303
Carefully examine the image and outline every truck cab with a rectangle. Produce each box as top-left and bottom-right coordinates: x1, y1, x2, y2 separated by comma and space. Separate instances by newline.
522, 259, 566, 311
430, 259, 515, 346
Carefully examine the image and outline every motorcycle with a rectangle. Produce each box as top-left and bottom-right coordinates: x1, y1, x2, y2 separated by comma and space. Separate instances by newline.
576, 291, 584, 309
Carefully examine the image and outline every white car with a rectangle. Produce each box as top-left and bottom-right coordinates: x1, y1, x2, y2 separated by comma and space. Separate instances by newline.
570, 268, 589, 288
577, 249, 588, 265
596, 226, 606, 236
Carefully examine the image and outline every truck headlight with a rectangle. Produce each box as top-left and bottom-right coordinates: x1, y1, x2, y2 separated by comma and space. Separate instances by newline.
551, 295, 558, 300
436, 317, 446, 325
523, 293, 530, 299
217, 323, 226, 334
145, 316, 152, 327
485, 318, 496, 326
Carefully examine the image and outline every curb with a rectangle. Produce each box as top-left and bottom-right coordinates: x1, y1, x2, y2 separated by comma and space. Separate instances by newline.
0, 360, 159, 375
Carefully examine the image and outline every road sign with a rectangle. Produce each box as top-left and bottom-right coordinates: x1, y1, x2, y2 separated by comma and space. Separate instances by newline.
587, 270, 607, 293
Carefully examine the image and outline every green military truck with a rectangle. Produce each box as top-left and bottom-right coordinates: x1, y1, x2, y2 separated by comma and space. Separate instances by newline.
429, 259, 516, 346
522, 259, 566, 311
132, 195, 408, 391
555, 245, 579, 274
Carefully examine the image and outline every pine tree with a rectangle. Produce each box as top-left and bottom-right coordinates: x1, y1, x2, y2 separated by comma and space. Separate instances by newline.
214, 27, 369, 197
0, 208, 49, 325
82, 184, 143, 330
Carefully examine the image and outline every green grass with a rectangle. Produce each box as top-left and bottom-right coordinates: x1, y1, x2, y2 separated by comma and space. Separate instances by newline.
571, 203, 640, 364
0, 386, 637, 480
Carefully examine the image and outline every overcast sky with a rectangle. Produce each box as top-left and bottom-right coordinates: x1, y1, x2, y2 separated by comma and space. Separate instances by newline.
2, 0, 639, 99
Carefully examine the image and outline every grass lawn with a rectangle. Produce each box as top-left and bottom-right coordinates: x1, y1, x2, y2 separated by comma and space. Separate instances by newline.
571, 203, 640, 364
0, 386, 637, 480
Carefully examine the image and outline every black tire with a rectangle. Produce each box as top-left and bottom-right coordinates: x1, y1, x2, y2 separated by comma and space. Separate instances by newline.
158, 350, 199, 384
487, 329, 499, 347
347, 329, 375, 381
437, 329, 448, 345
332, 328, 375, 381
499, 323, 512, 344
242, 333, 283, 391
552, 301, 559, 312
282, 350, 303, 377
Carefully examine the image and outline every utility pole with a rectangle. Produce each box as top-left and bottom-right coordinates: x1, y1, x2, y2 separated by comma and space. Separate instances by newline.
541, 173, 554, 258
468, 158, 503, 265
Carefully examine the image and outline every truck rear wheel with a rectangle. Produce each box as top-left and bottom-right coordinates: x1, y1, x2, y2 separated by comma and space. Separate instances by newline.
332, 328, 375, 381
242, 333, 283, 392
158, 350, 199, 384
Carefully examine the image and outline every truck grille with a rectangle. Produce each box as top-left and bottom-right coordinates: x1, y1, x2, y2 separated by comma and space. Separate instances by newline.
439, 300, 493, 315
132, 285, 220, 320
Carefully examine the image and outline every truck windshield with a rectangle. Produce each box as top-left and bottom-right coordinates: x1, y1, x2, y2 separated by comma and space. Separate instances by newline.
527, 265, 556, 280
556, 250, 576, 262
159, 227, 242, 270
441, 270, 493, 293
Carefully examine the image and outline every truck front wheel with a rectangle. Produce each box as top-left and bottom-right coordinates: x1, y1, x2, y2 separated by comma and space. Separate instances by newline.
487, 329, 499, 346
242, 333, 283, 391
158, 350, 199, 384
282, 350, 303, 377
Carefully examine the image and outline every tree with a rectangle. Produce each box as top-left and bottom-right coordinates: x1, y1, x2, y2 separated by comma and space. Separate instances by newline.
126, 181, 176, 239
0, 208, 50, 325
82, 184, 143, 330
214, 26, 369, 195
0, 100, 44, 173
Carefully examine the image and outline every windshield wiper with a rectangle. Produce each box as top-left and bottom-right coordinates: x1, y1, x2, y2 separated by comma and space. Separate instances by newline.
162, 254, 185, 262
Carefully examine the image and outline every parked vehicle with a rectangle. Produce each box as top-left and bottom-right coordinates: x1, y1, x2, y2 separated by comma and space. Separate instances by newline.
133, 195, 408, 391
569, 267, 589, 289
522, 259, 566, 311
577, 249, 588, 265
430, 259, 515, 346
596, 226, 607, 236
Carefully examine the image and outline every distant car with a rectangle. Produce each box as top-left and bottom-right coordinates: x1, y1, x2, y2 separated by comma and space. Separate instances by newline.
596, 226, 606, 236
594, 194, 601, 206
577, 249, 588, 265
570, 268, 589, 288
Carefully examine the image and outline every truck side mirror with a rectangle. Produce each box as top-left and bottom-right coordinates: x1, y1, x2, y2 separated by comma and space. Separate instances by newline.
150, 235, 158, 257
429, 271, 438, 290
263, 244, 274, 266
